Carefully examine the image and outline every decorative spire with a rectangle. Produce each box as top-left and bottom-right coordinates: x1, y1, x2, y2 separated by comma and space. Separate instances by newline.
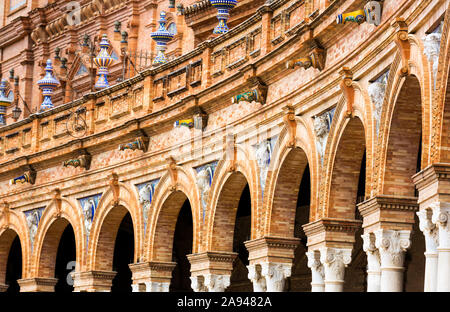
93, 34, 114, 89
0, 79, 12, 126
210, 0, 237, 35
37, 59, 60, 111
151, 11, 174, 65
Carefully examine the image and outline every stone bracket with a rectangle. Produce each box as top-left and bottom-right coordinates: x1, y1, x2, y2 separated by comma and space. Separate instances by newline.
339, 67, 355, 118
10, 165, 36, 185
63, 149, 92, 170
118, 135, 149, 152
282, 105, 297, 148
286, 40, 326, 71
392, 18, 411, 76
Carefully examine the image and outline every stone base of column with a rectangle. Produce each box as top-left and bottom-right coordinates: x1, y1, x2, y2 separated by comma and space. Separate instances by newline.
245, 236, 300, 292
71, 271, 117, 292
187, 251, 237, 292
0, 284, 8, 292
129, 261, 176, 292
17, 278, 58, 292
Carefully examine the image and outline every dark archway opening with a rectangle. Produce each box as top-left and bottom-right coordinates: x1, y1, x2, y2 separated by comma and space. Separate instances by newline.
289, 164, 312, 291
170, 199, 193, 292
111, 212, 134, 292
54, 225, 76, 292
228, 184, 252, 291
5, 235, 22, 293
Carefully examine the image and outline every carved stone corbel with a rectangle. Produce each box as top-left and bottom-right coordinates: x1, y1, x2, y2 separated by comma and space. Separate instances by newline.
392, 18, 411, 76
282, 105, 297, 148
286, 40, 326, 71
167, 157, 178, 190
109, 173, 120, 205
225, 134, 237, 172
192, 107, 208, 131
53, 189, 62, 219
339, 67, 355, 118
0, 202, 10, 230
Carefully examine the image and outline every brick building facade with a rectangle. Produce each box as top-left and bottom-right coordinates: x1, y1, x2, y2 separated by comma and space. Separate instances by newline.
0, 0, 449, 292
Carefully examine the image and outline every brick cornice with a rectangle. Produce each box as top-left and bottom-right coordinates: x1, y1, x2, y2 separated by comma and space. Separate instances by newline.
245, 236, 300, 253
357, 195, 419, 219
129, 261, 176, 273
17, 277, 58, 287
187, 251, 237, 265
412, 163, 450, 191
72, 270, 117, 281
0, 16, 33, 49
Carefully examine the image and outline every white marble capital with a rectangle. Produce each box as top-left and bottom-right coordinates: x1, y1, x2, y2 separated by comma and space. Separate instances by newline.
374, 229, 411, 292
247, 264, 267, 292
306, 250, 324, 292
362, 233, 381, 292
431, 202, 450, 291
190, 274, 230, 292
260, 262, 292, 292
319, 247, 352, 292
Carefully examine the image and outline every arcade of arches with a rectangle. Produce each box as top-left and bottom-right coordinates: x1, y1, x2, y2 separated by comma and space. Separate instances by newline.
1, 0, 450, 293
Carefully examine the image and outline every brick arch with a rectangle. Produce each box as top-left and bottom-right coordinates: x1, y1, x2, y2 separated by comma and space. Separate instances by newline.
0, 210, 30, 280
327, 117, 366, 219
204, 145, 259, 251
374, 40, 431, 192
145, 166, 200, 261
33, 198, 84, 277
322, 86, 371, 218
262, 117, 318, 236
433, 6, 450, 163
88, 183, 141, 271
379, 75, 423, 196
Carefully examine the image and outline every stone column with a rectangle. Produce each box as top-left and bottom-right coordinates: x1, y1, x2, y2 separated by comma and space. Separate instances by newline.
306, 250, 324, 292
362, 233, 381, 292
374, 229, 411, 292
417, 208, 438, 292
188, 251, 237, 292
17, 277, 58, 292
245, 237, 300, 292
320, 247, 352, 292
431, 202, 450, 292
129, 261, 176, 292
71, 271, 116, 292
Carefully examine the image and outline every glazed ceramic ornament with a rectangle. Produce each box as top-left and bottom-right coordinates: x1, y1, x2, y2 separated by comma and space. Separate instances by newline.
211, 0, 238, 34
0, 79, 12, 126
37, 59, 60, 111
336, 9, 366, 25
232, 89, 260, 104
174, 119, 194, 128
151, 12, 174, 65
93, 34, 114, 89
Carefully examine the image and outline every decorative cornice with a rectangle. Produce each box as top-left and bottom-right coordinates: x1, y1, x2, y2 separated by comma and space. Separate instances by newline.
357, 195, 419, 219
303, 218, 362, 237
245, 236, 300, 252
412, 163, 450, 191
187, 251, 238, 265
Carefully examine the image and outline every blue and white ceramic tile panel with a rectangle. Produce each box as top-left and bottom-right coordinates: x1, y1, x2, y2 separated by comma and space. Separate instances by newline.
77, 193, 102, 247
24, 207, 45, 250
254, 136, 278, 198
75, 63, 88, 77
136, 179, 160, 234
195, 161, 218, 222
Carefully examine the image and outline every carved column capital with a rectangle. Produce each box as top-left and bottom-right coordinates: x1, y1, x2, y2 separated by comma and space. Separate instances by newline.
417, 209, 439, 254
431, 202, 450, 249
129, 261, 176, 292
247, 263, 267, 292
374, 229, 411, 269
306, 250, 324, 291
362, 233, 381, 272
319, 247, 352, 283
